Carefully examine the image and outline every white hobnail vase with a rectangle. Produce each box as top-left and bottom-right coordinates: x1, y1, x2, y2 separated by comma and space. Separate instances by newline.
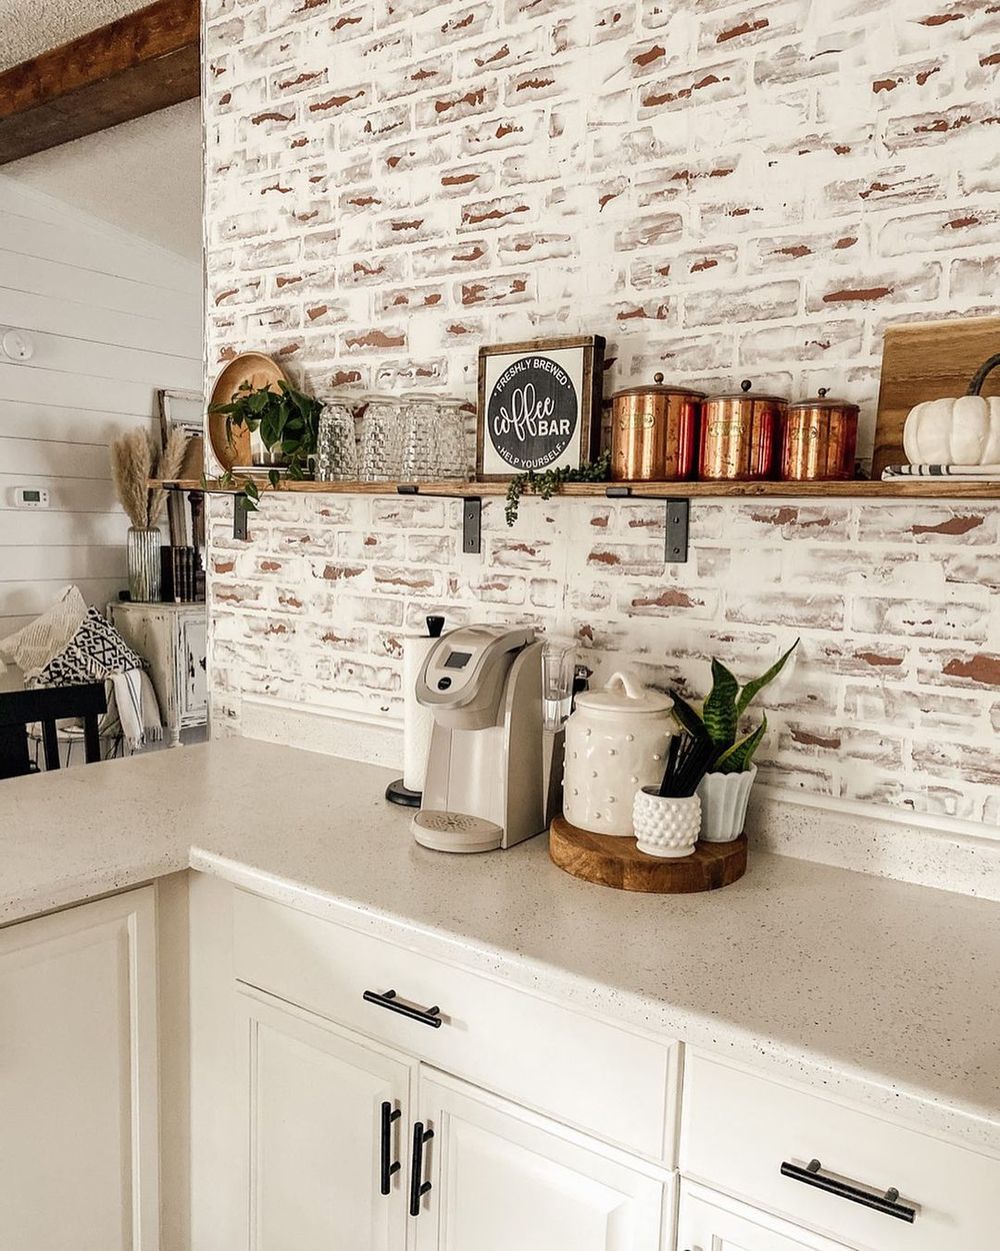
697, 765, 757, 843
632, 788, 701, 859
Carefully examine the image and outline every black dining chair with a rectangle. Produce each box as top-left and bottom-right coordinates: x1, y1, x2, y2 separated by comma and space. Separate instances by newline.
0, 683, 108, 779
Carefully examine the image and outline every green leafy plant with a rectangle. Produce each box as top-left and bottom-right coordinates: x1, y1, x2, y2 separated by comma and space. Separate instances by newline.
669, 640, 799, 775
504, 452, 611, 526
208, 379, 322, 510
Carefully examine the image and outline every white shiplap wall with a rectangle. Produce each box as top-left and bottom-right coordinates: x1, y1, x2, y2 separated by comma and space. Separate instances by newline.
0, 176, 203, 642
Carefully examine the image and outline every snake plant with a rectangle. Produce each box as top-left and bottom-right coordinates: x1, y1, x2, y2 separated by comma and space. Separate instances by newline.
669, 640, 799, 774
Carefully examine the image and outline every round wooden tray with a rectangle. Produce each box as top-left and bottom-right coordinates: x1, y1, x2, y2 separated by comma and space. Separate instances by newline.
207, 352, 289, 472
549, 815, 747, 894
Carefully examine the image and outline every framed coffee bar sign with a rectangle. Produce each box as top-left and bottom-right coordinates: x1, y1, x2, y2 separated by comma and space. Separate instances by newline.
477, 335, 605, 479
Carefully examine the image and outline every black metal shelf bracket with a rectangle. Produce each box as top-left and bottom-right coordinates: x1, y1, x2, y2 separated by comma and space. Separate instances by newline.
233, 493, 250, 542
605, 486, 689, 563
397, 484, 482, 555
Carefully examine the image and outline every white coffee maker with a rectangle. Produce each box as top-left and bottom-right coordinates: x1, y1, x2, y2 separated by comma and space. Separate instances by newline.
412, 624, 553, 853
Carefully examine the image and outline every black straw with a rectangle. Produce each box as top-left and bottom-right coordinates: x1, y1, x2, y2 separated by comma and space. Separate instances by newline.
656, 731, 716, 797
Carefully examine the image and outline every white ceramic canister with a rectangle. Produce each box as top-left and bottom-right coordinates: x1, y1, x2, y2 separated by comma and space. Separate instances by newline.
562, 671, 674, 837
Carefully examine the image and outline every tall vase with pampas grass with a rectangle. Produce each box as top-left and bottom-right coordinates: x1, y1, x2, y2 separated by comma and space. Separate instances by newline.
111, 428, 189, 602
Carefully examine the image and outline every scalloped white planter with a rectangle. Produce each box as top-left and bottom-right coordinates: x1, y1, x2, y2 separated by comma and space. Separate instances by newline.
697, 765, 757, 843
632, 788, 701, 859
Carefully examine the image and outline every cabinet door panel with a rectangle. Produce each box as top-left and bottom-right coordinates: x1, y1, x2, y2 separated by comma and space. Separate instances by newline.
415, 1069, 665, 1251
239, 990, 410, 1251
0, 889, 158, 1251
678, 1182, 851, 1251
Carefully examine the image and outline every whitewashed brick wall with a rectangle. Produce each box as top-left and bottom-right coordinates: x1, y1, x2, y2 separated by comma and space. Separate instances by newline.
203, 0, 1000, 826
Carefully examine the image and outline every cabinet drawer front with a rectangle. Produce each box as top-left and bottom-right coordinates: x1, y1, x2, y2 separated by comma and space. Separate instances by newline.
681, 1052, 999, 1251
232, 889, 678, 1163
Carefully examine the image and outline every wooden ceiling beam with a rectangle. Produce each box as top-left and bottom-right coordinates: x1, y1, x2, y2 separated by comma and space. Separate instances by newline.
0, 0, 200, 165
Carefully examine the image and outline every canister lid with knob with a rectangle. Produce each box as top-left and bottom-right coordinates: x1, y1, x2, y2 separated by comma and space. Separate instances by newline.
572, 670, 674, 716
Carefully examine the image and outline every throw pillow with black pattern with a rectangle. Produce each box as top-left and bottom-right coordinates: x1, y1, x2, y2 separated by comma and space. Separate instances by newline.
35, 608, 144, 687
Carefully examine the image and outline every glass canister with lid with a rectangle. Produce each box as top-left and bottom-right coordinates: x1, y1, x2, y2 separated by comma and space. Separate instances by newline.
562, 670, 675, 838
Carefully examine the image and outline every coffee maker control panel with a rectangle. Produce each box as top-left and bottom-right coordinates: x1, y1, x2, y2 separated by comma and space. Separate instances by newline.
417, 624, 535, 712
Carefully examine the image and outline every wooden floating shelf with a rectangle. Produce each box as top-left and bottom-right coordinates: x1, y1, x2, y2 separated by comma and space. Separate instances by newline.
150, 478, 1000, 500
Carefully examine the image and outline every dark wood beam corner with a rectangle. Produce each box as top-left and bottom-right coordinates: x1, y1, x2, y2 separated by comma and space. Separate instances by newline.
0, 0, 200, 165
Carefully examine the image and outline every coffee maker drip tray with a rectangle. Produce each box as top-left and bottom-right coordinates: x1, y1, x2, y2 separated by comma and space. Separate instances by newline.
412, 810, 504, 854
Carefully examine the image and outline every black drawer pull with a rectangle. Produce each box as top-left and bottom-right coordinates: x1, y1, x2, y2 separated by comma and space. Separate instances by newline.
379, 1101, 402, 1196
409, 1121, 434, 1216
363, 988, 442, 1028
780, 1158, 916, 1223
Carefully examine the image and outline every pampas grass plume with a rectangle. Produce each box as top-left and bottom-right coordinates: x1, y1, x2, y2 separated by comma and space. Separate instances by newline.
111, 430, 155, 528
148, 427, 190, 526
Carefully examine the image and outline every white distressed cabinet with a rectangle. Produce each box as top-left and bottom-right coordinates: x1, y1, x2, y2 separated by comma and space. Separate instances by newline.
110, 602, 208, 746
0, 889, 160, 1251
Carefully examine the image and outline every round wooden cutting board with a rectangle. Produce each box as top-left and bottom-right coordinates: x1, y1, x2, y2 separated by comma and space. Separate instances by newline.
549, 815, 747, 894
207, 352, 290, 471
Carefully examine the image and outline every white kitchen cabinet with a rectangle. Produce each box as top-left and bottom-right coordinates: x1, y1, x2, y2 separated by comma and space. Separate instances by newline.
0, 888, 159, 1251
234, 989, 666, 1251
237, 988, 412, 1251
110, 602, 208, 745
677, 1182, 850, 1251
413, 1069, 666, 1251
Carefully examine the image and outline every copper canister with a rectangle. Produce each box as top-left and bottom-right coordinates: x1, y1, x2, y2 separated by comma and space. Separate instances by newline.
781, 389, 859, 481
698, 380, 786, 480
610, 375, 703, 481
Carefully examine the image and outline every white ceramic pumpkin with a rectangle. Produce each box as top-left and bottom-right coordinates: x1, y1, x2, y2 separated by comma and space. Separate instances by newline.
902, 354, 1000, 465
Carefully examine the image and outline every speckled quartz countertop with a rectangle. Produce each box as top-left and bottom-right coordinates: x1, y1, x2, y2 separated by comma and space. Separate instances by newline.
2, 738, 998, 1155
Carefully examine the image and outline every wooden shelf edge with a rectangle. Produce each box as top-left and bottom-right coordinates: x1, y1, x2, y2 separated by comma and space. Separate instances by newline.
149, 478, 1000, 500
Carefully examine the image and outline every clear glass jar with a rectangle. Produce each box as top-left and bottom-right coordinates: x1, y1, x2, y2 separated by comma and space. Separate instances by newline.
358, 394, 404, 482
399, 393, 470, 482
316, 400, 360, 481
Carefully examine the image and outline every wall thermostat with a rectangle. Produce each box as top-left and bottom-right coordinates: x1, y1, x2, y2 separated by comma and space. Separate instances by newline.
2, 330, 34, 363
13, 487, 49, 508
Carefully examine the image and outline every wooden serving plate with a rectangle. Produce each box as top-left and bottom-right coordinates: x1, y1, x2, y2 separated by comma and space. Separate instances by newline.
207, 352, 290, 472
549, 815, 747, 894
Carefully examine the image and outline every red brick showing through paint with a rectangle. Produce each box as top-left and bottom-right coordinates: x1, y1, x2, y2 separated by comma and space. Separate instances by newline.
203, 0, 1000, 821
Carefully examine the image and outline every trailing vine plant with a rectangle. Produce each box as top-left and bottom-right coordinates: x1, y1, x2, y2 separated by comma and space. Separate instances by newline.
206, 379, 322, 511
504, 451, 611, 527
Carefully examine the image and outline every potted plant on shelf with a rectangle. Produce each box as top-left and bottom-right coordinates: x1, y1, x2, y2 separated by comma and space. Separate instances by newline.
208, 379, 322, 509
669, 640, 799, 843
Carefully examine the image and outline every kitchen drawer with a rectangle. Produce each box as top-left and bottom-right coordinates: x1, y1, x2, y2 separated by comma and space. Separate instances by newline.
680, 1051, 999, 1251
232, 889, 679, 1164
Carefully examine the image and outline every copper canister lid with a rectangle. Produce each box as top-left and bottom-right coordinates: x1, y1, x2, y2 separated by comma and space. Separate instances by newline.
611, 373, 705, 401
789, 387, 858, 412
708, 379, 788, 405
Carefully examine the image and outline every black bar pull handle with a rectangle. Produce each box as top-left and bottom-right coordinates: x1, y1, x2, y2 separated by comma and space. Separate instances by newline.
409, 1121, 434, 1216
363, 988, 443, 1029
379, 1101, 402, 1196
780, 1158, 916, 1223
